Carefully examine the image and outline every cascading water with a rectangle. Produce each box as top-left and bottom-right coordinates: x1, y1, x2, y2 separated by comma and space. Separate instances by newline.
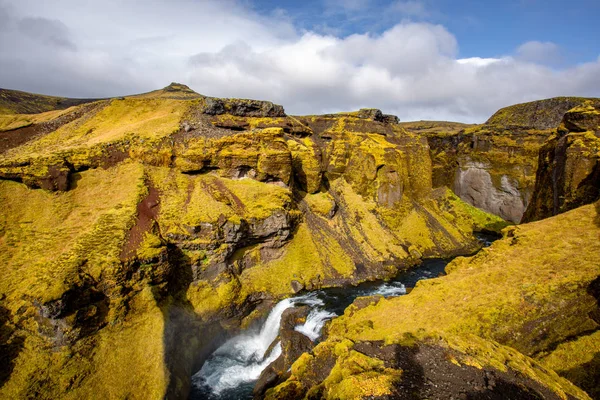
193, 294, 326, 398
191, 233, 498, 399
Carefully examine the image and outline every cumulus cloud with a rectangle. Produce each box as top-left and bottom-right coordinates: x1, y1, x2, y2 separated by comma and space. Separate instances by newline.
0, 0, 599, 122
516, 41, 562, 65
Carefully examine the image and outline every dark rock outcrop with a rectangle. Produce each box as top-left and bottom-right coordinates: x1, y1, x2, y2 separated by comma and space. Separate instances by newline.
524, 103, 600, 222
486, 97, 600, 130
254, 306, 314, 398
202, 97, 286, 118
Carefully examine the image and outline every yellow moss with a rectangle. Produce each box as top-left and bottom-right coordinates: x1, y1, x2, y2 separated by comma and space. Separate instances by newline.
0, 161, 146, 305
4, 98, 186, 160
218, 177, 292, 220
539, 330, 600, 398
136, 232, 164, 261
324, 203, 600, 361
323, 350, 402, 400
304, 192, 335, 216
240, 224, 325, 296
186, 278, 241, 319
0, 107, 76, 131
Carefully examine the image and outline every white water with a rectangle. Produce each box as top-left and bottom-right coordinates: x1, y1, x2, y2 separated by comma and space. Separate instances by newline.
193, 293, 329, 395
370, 281, 407, 297
295, 308, 336, 341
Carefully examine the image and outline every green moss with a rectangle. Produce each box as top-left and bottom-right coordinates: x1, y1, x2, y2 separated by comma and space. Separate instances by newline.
539, 330, 600, 398
324, 203, 600, 361
0, 161, 146, 305
304, 191, 336, 216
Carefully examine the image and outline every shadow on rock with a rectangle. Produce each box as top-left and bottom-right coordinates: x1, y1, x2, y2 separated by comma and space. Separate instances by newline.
0, 304, 24, 387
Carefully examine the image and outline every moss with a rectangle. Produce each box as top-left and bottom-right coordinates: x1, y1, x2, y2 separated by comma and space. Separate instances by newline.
0, 107, 75, 131
304, 191, 336, 217
0, 161, 146, 305
3, 98, 186, 160
539, 330, 600, 398
136, 232, 164, 261
239, 224, 328, 296
322, 202, 600, 362
217, 176, 293, 220
186, 277, 241, 319
322, 349, 402, 400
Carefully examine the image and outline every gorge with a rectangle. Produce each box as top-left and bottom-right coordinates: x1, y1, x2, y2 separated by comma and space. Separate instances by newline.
0, 84, 599, 399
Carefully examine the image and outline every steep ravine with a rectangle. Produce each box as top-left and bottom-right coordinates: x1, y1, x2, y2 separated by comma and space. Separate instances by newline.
1, 85, 599, 399
190, 256, 464, 399
0, 85, 506, 400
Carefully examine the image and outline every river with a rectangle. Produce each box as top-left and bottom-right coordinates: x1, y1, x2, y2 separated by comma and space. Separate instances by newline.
190, 234, 496, 399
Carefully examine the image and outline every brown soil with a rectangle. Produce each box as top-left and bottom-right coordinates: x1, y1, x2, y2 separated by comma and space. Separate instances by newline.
120, 184, 161, 261
0, 101, 108, 155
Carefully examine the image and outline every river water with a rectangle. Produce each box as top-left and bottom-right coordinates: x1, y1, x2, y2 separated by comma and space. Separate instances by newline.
190, 234, 495, 399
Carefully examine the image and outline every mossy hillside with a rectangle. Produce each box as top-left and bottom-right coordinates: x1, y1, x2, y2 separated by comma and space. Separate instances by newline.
0, 107, 78, 132
0, 89, 525, 399
0, 88, 100, 115
2, 98, 187, 160
0, 162, 179, 399
539, 330, 600, 399
147, 166, 294, 238
167, 128, 293, 184
271, 333, 589, 400
0, 285, 170, 400
320, 202, 599, 367
398, 120, 475, 136
268, 203, 600, 399
0, 162, 146, 306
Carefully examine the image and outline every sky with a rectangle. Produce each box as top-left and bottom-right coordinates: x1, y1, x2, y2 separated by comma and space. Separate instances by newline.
0, 0, 599, 122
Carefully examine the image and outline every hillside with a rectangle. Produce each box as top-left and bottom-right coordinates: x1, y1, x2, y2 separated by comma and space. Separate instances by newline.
0, 84, 599, 400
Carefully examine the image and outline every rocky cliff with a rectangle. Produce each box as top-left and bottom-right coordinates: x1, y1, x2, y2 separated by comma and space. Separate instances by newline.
524, 101, 600, 222
403, 97, 600, 223
0, 84, 502, 399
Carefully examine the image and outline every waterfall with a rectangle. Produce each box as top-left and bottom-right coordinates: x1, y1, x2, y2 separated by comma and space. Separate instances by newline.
193, 293, 327, 395
191, 257, 460, 399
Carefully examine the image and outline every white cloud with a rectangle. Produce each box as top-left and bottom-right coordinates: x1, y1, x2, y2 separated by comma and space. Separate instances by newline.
516, 40, 562, 65
0, 0, 599, 122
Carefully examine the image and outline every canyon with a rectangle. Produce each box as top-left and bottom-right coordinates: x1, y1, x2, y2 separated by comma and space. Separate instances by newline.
0, 84, 598, 399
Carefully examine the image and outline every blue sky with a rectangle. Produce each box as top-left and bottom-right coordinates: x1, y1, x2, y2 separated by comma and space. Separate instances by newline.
252, 0, 600, 64
0, 0, 599, 122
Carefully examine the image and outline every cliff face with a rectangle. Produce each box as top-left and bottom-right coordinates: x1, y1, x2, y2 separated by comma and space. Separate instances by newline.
266, 201, 600, 399
404, 97, 599, 223
523, 102, 600, 222
0, 85, 502, 399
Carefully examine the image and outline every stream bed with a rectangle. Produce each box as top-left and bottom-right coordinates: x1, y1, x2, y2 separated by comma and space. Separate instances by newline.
190, 234, 496, 399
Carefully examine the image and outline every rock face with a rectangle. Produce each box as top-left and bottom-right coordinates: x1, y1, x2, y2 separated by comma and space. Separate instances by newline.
265, 202, 600, 399
524, 102, 600, 222
406, 123, 549, 223
485, 97, 600, 129
402, 101, 600, 223
454, 161, 526, 223
0, 86, 502, 399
